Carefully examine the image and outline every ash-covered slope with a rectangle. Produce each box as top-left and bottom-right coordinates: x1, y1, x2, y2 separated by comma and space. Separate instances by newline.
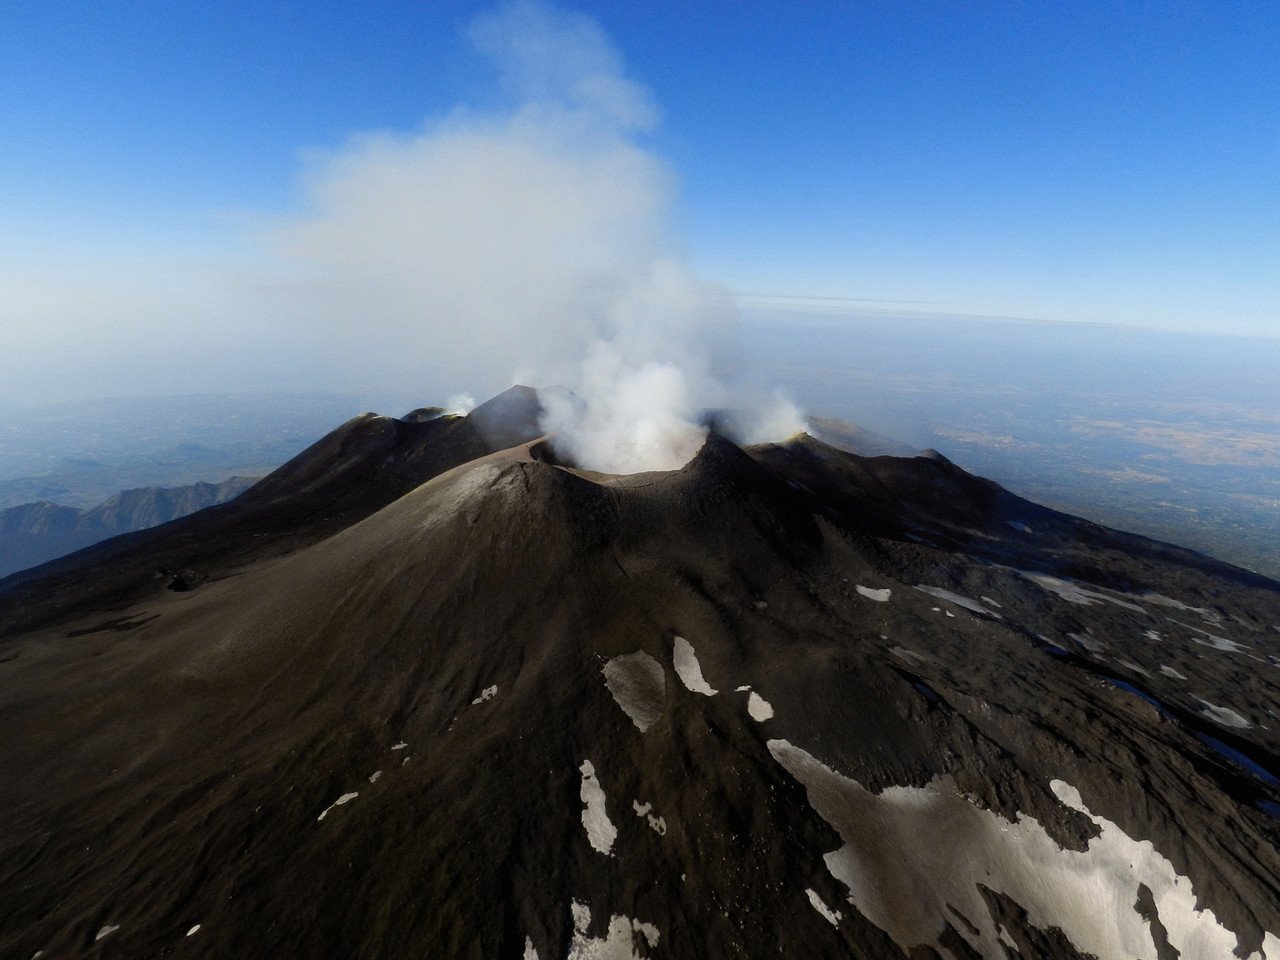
0, 385, 547, 635
2, 392, 1279, 960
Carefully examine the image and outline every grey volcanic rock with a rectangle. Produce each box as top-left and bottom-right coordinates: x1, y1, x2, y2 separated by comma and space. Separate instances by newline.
0, 477, 256, 578
1, 390, 1278, 960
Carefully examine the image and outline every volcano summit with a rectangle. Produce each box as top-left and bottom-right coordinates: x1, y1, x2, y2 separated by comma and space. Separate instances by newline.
2, 386, 1279, 959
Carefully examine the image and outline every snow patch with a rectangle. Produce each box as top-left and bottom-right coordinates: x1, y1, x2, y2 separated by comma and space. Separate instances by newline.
602, 651, 667, 732
915, 585, 1001, 618
748, 691, 774, 721
568, 901, 660, 959
95, 925, 120, 941
1069, 631, 1106, 653
186, 925, 201, 937
368, 770, 382, 783
1170, 619, 1251, 653
470, 684, 498, 704
1160, 665, 1187, 680
391, 742, 407, 750
768, 738, 1277, 960
673, 636, 717, 695
631, 799, 667, 834
1007, 519, 1032, 533
1197, 700, 1252, 729
805, 888, 842, 927
316, 792, 358, 821
523, 936, 540, 960
1018, 571, 1147, 613
579, 761, 617, 855
1138, 593, 1214, 618
856, 585, 891, 602
1117, 659, 1151, 677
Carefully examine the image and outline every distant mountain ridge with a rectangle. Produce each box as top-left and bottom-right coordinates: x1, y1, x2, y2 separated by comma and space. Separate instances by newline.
0, 476, 257, 578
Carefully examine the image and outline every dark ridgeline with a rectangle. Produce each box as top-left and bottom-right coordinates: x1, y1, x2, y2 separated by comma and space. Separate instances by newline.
1, 386, 1278, 959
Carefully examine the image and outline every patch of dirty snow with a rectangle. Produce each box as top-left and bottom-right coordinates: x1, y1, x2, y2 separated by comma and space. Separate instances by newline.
735, 685, 751, 692
748, 691, 774, 721
629, 799, 667, 834
471, 684, 498, 704
767, 738, 1279, 960
1007, 519, 1033, 533
806, 888, 842, 927
579, 761, 617, 856
1117, 659, 1151, 677
1173, 622, 1250, 653
368, 770, 382, 784
568, 901, 660, 959
891, 647, 927, 665
524, 936, 540, 960
915, 585, 1002, 618
1068, 631, 1106, 653
1160, 665, 1187, 680
1017, 572, 1146, 613
1137, 593, 1215, 619
391, 742, 407, 750
857, 585, 891, 602
1197, 635, 1248, 653
186, 925, 201, 937
317, 792, 358, 821
673, 636, 718, 695
602, 652, 666, 732
95, 925, 120, 941
1197, 700, 1251, 729
980, 595, 1003, 608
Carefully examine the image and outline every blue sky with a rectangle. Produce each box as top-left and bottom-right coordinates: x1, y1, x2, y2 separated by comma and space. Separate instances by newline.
2, 1, 1277, 401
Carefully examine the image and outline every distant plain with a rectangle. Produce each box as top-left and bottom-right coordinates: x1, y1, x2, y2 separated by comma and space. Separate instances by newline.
739, 313, 1280, 579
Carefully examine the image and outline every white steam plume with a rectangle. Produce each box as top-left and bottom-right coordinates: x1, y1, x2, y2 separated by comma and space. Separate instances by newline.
446, 393, 477, 416
267, 1, 802, 471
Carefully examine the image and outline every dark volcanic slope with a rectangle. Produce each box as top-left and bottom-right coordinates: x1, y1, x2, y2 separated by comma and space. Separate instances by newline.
2, 397, 1279, 960
0, 385, 545, 636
